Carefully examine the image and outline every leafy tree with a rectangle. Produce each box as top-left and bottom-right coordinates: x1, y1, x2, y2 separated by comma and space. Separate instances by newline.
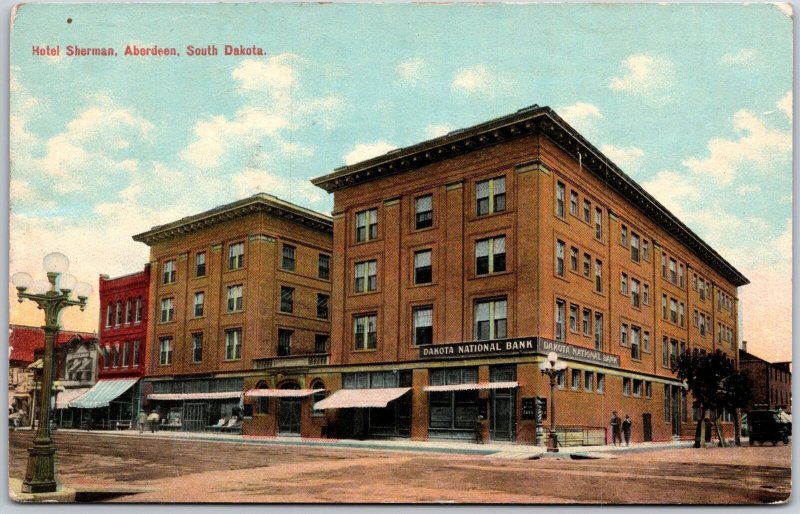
721, 369, 754, 446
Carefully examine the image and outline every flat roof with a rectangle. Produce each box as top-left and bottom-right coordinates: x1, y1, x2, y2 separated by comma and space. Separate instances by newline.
311, 104, 748, 287
133, 193, 333, 246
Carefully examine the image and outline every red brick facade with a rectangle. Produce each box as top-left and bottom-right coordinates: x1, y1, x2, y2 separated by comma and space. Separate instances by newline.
98, 265, 150, 378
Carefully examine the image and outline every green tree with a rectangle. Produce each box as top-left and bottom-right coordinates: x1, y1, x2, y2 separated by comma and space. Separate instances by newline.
721, 369, 754, 446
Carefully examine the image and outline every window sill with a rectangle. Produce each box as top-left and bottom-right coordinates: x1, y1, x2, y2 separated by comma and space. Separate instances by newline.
223, 358, 242, 362
353, 237, 382, 246
474, 209, 511, 222
411, 281, 435, 288
352, 348, 378, 353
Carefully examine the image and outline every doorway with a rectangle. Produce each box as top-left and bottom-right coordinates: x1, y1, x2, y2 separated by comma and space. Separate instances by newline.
490, 388, 515, 441
278, 382, 301, 435
671, 386, 681, 437
184, 403, 207, 432
642, 412, 652, 442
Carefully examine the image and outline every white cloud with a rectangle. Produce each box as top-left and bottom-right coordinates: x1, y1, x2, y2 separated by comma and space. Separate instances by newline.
425, 124, 453, 139
343, 141, 397, 165
641, 170, 701, 217
232, 167, 324, 205
600, 144, 645, 174
720, 49, 757, 65
609, 54, 674, 102
736, 184, 761, 195
451, 64, 512, 97
396, 58, 426, 86
558, 102, 603, 134
777, 90, 792, 119
681, 109, 791, 185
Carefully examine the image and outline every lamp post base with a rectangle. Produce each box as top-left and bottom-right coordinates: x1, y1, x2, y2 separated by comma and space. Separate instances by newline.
546, 431, 559, 453
22, 445, 58, 493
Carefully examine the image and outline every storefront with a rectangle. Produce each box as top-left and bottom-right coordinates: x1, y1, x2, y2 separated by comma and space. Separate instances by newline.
144, 377, 243, 431
68, 377, 140, 429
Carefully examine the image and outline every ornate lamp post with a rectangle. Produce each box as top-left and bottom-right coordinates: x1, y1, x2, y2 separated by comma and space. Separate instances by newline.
540, 351, 567, 453
11, 252, 92, 494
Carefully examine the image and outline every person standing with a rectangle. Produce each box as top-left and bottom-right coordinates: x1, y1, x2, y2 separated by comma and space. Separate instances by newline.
147, 410, 160, 433
622, 414, 632, 446
610, 410, 622, 446
137, 410, 148, 433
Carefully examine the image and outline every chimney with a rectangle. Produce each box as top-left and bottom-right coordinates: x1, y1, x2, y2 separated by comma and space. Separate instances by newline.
740, 340, 747, 353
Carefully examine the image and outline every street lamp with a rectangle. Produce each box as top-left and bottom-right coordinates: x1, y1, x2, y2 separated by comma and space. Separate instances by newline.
540, 351, 567, 453
11, 252, 92, 494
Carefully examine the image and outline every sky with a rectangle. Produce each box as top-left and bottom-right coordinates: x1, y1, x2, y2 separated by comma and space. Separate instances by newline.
9, 3, 792, 362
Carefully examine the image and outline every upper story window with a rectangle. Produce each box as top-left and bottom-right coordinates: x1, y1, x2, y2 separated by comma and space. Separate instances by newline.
125, 299, 132, 324
160, 297, 174, 323
194, 292, 205, 317
678, 264, 685, 288
631, 233, 640, 262
229, 242, 245, 270
159, 337, 172, 365
620, 225, 628, 246
195, 252, 206, 277
643, 283, 650, 305
570, 247, 578, 272
594, 260, 603, 293
280, 286, 294, 313
642, 239, 650, 260
555, 240, 565, 276
415, 195, 433, 229
476, 236, 506, 275
475, 298, 507, 341
594, 208, 603, 239
621, 272, 629, 294
106, 303, 113, 327
669, 258, 677, 284
315, 334, 329, 354
555, 299, 566, 341
224, 328, 242, 360
192, 333, 203, 363
317, 293, 329, 319
414, 250, 432, 284
476, 177, 506, 216
115, 300, 123, 326
135, 297, 143, 323
631, 326, 641, 360
631, 279, 641, 308
163, 259, 176, 284
354, 314, 378, 350
282, 244, 296, 271
570, 191, 578, 216
583, 199, 591, 223
227, 284, 244, 312
582, 308, 591, 336
132, 340, 140, 366
278, 329, 293, 357
413, 306, 433, 346
583, 253, 591, 277
555, 181, 566, 217
318, 254, 331, 280
122, 341, 130, 367
354, 260, 377, 293
594, 312, 603, 350
356, 208, 378, 242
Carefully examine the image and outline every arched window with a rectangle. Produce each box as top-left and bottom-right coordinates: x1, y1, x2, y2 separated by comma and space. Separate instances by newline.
113, 343, 121, 368
310, 379, 326, 417
255, 380, 269, 414
115, 301, 122, 326
106, 304, 113, 327
103, 346, 111, 369
135, 296, 143, 323
125, 299, 132, 324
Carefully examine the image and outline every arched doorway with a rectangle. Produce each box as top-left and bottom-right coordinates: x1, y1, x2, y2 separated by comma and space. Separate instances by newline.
277, 381, 301, 435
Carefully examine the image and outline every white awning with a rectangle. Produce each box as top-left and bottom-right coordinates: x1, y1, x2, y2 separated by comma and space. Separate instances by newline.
56, 387, 91, 409
147, 391, 242, 401
69, 378, 139, 409
423, 381, 519, 392
313, 387, 410, 410
245, 389, 323, 398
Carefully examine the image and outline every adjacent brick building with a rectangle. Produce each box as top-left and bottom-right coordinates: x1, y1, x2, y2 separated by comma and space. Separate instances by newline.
740, 343, 791, 413
309, 104, 748, 444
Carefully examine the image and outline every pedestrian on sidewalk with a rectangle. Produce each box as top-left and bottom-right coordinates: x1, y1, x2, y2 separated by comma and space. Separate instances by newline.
137, 411, 148, 433
147, 410, 160, 433
622, 414, 632, 446
610, 411, 622, 446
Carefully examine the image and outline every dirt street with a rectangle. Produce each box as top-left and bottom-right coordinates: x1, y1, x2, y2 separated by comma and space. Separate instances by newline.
8, 431, 790, 504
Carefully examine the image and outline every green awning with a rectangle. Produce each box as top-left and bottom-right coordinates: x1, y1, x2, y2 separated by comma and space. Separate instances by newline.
69, 378, 139, 409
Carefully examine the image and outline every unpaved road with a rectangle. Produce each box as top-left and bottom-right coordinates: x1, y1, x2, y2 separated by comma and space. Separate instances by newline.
8, 431, 790, 504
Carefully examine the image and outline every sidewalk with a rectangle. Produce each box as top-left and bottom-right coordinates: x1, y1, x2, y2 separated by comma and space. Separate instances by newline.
52, 427, 693, 458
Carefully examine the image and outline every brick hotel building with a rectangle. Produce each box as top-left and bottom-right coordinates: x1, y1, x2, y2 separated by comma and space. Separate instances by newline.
309, 104, 748, 444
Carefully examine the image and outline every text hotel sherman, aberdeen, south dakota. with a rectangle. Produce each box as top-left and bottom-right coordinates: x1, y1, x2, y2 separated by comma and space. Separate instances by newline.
31, 44, 267, 57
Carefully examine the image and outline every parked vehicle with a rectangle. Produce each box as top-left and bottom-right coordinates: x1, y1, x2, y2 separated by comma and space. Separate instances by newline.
747, 409, 791, 445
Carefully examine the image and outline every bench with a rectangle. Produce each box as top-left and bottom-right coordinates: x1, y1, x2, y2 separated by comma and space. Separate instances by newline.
115, 421, 131, 430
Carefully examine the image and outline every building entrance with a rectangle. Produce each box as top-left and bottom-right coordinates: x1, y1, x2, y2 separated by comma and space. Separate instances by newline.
489, 365, 516, 442
278, 382, 301, 435
184, 403, 207, 432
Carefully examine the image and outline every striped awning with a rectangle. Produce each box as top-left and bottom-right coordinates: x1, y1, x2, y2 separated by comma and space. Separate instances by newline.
313, 387, 410, 410
69, 378, 139, 409
56, 387, 91, 409
423, 381, 519, 392
245, 389, 323, 398
147, 391, 242, 401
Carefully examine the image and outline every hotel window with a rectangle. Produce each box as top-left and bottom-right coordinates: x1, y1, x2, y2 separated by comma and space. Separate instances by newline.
115, 300, 122, 326
678, 264, 685, 287
159, 337, 172, 365
631, 279, 640, 308
355, 260, 377, 292
132, 340, 140, 366
102, 346, 110, 369
475, 298, 507, 341
583, 199, 591, 223
643, 284, 649, 305
621, 273, 628, 294
355, 208, 378, 242
620, 225, 628, 246
556, 240, 565, 276
661, 254, 667, 279
280, 286, 294, 313
623, 377, 631, 396
354, 314, 378, 350
582, 308, 591, 336
571, 369, 581, 390
643, 331, 650, 353
699, 278, 706, 301
318, 254, 331, 280
594, 260, 602, 293
570, 191, 578, 216
555, 299, 566, 342
135, 297, 143, 323
693, 273, 698, 291
476, 236, 506, 275
415, 194, 433, 229
229, 242, 245, 270
278, 329, 292, 357
633, 379, 643, 397
413, 306, 433, 346
555, 181, 565, 217
125, 299, 132, 324
631, 326, 641, 360
583, 253, 591, 277
645, 381, 652, 399
669, 258, 677, 284
570, 247, 578, 272
620, 324, 628, 347
662, 294, 668, 320
631, 233, 640, 262
414, 250, 433, 284
476, 177, 506, 216
557, 370, 565, 389
163, 259, 176, 284
594, 208, 603, 239
225, 328, 242, 360
317, 294, 329, 319
314, 334, 329, 354
569, 304, 578, 332
670, 299, 678, 324
594, 312, 603, 350
160, 298, 174, 323
194, 291, 205, 317
281, 244, 296, 271
642, 239, 649, 260
679, 302, 685, 327
122, 341, 129, 367
671, 339, 679, 363
597, 373, 605, 393
195, 252, 206, 277
106, 303, 113, 327
227, 284, 244, 312
699, 313, 706, 335
191, 333, 203, 363
584, 371, 594, 392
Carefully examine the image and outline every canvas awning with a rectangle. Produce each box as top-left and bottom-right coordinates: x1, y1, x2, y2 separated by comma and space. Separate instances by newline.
27, 359, 43, 369
69, 378, 139, 409
423, 381, 519, 392
147, 391, 242, 401
56, 387, 91, 409
313, 387, 410, 410
245, 389, 323, 398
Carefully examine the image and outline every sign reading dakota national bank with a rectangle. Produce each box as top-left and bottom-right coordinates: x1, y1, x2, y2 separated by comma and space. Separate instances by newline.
419, 337, 620, 368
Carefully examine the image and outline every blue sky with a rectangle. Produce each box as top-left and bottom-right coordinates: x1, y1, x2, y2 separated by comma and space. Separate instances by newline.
9, 3, 792, 361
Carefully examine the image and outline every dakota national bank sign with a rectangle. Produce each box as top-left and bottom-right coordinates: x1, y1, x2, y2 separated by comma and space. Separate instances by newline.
419, 337, 620, 368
